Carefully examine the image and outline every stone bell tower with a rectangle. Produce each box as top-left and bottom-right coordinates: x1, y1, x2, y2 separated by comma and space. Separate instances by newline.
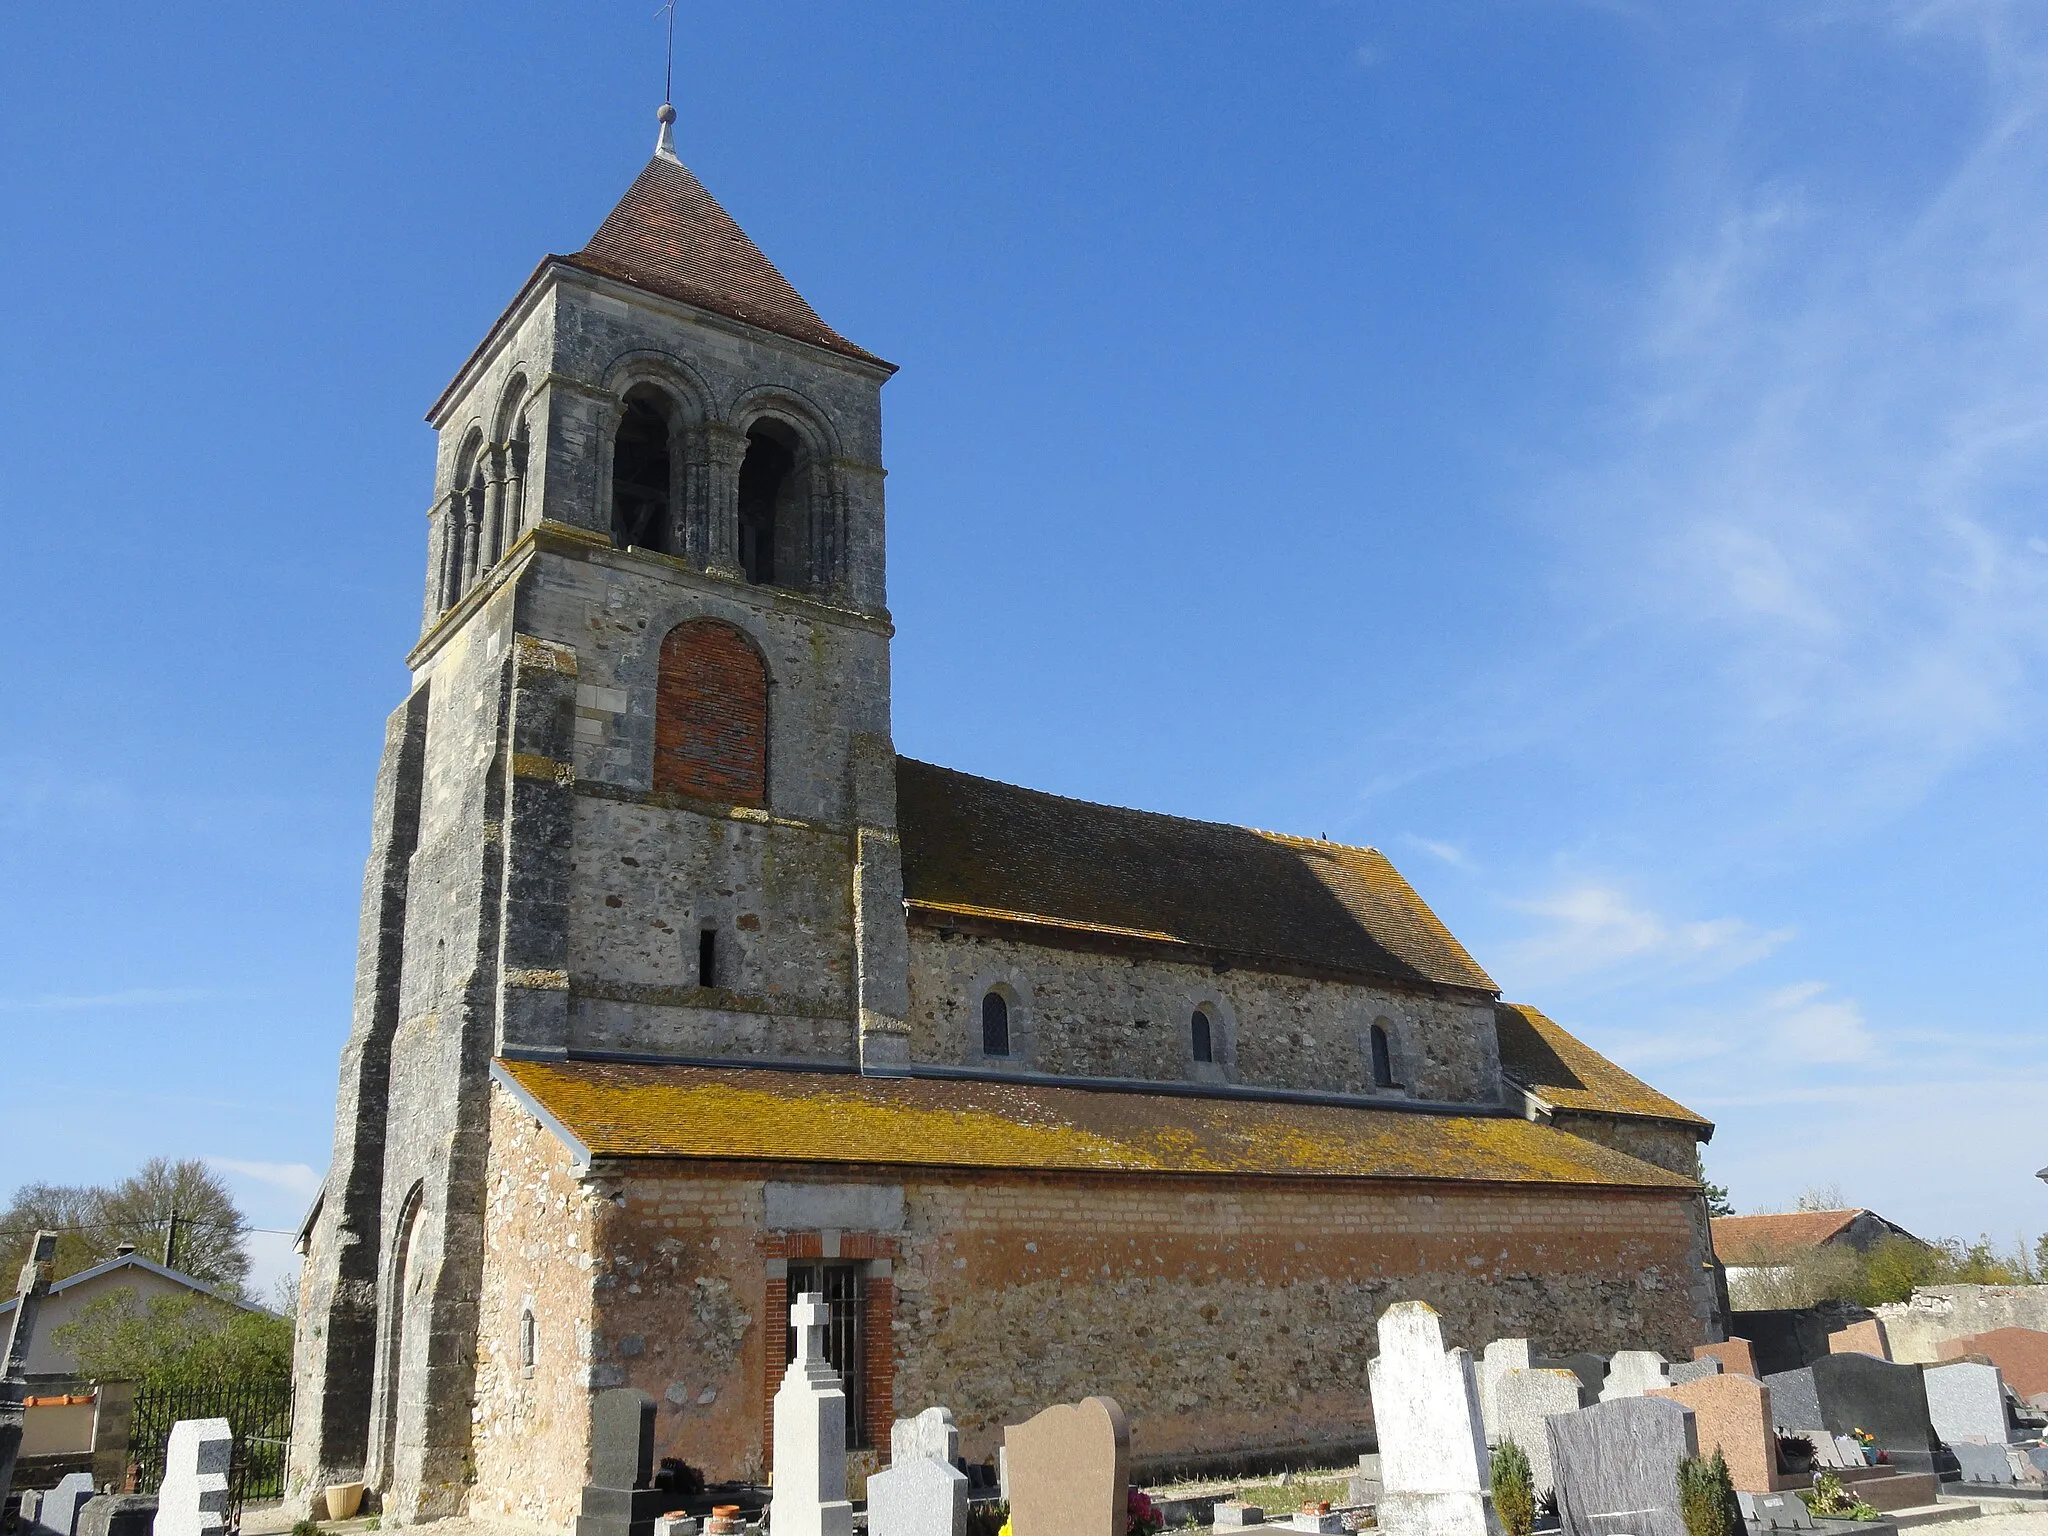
288, 104, 906, 1521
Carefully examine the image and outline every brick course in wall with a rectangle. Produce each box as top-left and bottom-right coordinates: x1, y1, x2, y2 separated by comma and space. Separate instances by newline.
654, 619, 768, 806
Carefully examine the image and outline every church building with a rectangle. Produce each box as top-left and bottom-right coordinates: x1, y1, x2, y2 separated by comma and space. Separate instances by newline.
287, 106, 1721, 1525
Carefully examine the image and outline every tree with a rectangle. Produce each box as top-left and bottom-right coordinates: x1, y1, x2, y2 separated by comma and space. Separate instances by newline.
1677, 1451, 1741, 1536
1, 1158, 251, 1290
1491, 1439, 1536, 1536
52, 1287, 291, 1394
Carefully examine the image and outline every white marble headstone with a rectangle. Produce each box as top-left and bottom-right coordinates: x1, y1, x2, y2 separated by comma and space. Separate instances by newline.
1598, 1351, 1672, 1402
1478, 1340, 1535, 1445
767, 1294, 852, 1536
1366, 1302, 1498, 1536
1493, 1368, 1582, 1496
1924, 1360, 2011, 1446
152, 1418, 233, 1536
866, 1456, 968, 1536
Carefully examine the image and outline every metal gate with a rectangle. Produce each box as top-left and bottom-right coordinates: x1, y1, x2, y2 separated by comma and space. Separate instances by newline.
785, 1262, 868, 1448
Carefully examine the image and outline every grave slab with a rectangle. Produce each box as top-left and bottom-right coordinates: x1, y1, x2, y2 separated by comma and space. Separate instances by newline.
1549, 1354, 1608, 1409
1479, 1341, 1536, 1445
1948, 1442, 2017, 1485
1699, 1340, 1759, 1379
1762, 1368, 1825, 1433
1669, 1358, 1724, 1386
1212, 1503, 1266, 1528
891, 1406, 960, 1468
1805, 1354, 1943, 1475
866, 1456, 967, 1536
1002, 1395, 1129, 1536
1935, 1329, 2048, 1401
1650, 1373, 1780, 1493
768, 1295, 853, 1536
1547, 1396, 1697, 1536
1367, 1302, 1497, 1536
1828, 1322, 1891, 1362
35, 1472, 97, 1536
1923, 1361, 2010, 1446
1600, 1351, 1672, 1402
1738, 1492, 1817, 1531
575, 1388, 681, 1536
151, 1418, 231, 1536
1492, 1368, 1580, 1497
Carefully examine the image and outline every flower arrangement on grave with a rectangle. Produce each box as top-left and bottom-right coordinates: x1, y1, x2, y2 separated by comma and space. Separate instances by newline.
1127, 1488, 1166, 1536
1774, 1434, 1816, 1475
1801, 1474, 1880, 1522
1849, 1427, 1878, 1465
1490, 1439, 1536, 1536
1675, 1450, 1741, 1536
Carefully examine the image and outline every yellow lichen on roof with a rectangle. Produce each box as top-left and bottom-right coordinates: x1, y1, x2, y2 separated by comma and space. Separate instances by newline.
1494, 1004, 1710, 1131
495, 1058, 1698, 1190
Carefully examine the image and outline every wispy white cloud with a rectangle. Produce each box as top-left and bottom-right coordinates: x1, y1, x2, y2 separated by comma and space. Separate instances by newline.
1496, 881, 1792, 992
205, 1157, 323, 1200
1403, 835, 1472, 869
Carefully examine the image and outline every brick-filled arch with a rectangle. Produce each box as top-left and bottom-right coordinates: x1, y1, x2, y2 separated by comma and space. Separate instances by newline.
654, 619, 768, 806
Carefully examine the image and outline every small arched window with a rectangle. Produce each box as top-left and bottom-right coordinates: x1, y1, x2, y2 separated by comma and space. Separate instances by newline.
737, 421, 801, 587
981, 990, 1010, 1057
1370, 1021, 1397, 1089
655, 619, 768, 806
1191, 1008, 1214, 1064
612, 386, 675, 552
519, 1307, 536, 1371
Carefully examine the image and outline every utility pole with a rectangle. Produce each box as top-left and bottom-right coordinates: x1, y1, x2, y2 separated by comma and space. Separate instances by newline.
0, 1230, 61, 1511
163, 1203, 178, 1271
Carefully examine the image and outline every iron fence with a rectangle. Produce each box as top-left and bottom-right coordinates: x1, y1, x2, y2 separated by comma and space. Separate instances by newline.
130, 1381, 292, 1530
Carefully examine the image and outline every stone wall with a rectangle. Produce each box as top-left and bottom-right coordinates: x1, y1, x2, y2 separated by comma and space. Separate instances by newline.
1875, 1284, 2048, 1363
1547, 1112, 1701, 1178
472, 1092, 604, 1527
507, 1123, 1712, 1485
905, 927, 1503, 1103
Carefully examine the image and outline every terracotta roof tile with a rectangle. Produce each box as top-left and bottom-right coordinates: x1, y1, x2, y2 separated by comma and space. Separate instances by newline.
494, 1058, 1697, 1189
1495, 1003, 1711, 1130
564, 155, 889, 368
895, 758, 1497, 994
1710, 1210, 1867, 1262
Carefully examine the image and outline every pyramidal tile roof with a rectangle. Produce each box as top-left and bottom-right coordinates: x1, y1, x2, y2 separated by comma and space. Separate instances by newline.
562, 151, 889, 369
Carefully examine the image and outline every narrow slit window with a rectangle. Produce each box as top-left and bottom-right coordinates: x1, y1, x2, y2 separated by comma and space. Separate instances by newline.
519, 1309, 536, 1370
1191, 1008, 1214, 1064
981, 990, 1010, 1057
698, 929, 718, 988
1371, 1022, 1397, 1089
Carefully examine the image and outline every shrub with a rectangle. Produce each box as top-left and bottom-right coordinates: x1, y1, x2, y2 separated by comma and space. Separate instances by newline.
1676, 1451, 1740, 1536
1491, 1439, 1536, 1536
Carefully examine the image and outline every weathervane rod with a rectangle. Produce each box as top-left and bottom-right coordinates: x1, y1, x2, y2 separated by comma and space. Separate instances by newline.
661, 0, 675, 106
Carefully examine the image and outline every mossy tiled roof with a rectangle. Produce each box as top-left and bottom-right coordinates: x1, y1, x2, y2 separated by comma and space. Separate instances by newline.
495, 1058, 1696, 1190
895, 758, 1497, 994
1494, 1004, 1710, 1131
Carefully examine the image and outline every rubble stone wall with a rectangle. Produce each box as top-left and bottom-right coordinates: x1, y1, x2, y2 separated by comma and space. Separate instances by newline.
905, 926, 1503, 1103
1875, 1284, 2048, 1363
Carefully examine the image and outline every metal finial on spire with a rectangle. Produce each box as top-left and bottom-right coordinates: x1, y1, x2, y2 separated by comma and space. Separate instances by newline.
653, 1, 679, 159
655, 101, 678, 160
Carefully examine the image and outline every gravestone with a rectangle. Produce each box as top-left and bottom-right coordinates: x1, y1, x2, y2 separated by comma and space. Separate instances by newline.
1367, 1302, 1497, 1536
1492, 1368, 1581, 1497
1598, 1351, 1671, 1402
1827, 1320, 1890, 1360
891, 1406, 960, 1467
1923, 1360, 2010, 1445
1479, 1340, 1536, 1444
1212, 1503, 1266, 1527
1547, 1396, 1697, 1536
870, 1404, 968, 1536
1697, 1339, 1758, 1378
1948, 1442, 2016, 1485
1769, 1355, 1941, 1475
1736, 1493, 1815, 1531
1936, 1329, 2048, 1402
1759, 1368, 1823, 1433
75, 1496, 157, 1536
1002, 1395, 1128, 1536
576, 1388, 678, 1536
867, 1458, 967, 1536
1548, 1353, 1606, 1409
32, 1472, 97, 1536
1667, 1358, 1723, 1386
1649, 1374, 1777, 1493
769, 1295, 853, 1536
151, 1418, 232, 1536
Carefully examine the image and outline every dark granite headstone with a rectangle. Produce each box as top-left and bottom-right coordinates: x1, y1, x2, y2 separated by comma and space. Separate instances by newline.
1809, 1355, 1942, 1476
1546, 1353, 1609, 1409
1548, 1396, 1698, 1536
577, 1389, 685, 1536
1761, 1368, 1823, 1432
74, 1494, 156, 1536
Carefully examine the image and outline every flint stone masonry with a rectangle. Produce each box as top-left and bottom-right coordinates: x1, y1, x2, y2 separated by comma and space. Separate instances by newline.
1491, 1368, 1580, 1496
1368, 1302, 1497, 1536
1002, 1396, 1129, 1536
1598, 1351, 1670, 1401
1548, 1397, 1697, 1536
152, 1419, 231, 1536
1923, 1360, 2011, 1445
1874, 1285, 2048, 1364
1649, 1373, 1778, 1493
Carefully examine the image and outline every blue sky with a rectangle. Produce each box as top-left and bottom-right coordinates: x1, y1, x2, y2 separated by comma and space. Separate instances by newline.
4, 2, 2045, 1296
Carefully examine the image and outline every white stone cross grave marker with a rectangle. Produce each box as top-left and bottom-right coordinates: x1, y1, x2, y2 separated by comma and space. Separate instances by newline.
768, 1294, 852, 1536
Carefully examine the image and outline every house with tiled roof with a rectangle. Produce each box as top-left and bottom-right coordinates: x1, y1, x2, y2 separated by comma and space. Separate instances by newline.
1711, 1209, 1926, 1287
288, 104, 1722, 1525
